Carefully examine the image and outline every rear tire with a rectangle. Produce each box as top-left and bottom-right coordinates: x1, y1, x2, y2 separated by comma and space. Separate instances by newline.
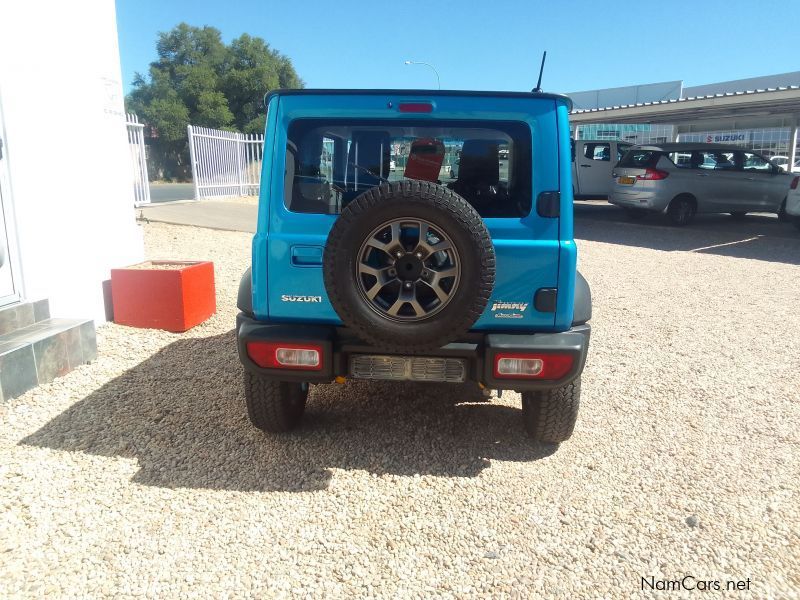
729, 211, 747, 219
667, 195, 696, 226
243, 372, 308, 432
521, 378, 581, 444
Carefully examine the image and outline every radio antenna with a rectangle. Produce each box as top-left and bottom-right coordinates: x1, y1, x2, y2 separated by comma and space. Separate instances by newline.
532, 51, 547, 93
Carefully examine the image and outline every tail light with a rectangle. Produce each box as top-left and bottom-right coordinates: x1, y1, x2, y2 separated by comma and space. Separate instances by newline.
791, 176, 799, 190
637, 168, 669, 181
493, 352, 574, 380
246, 341, 322, 370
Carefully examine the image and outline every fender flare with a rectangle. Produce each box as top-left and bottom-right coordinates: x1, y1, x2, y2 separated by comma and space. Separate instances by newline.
237, 267, 253, 316
573, 271, 592, 326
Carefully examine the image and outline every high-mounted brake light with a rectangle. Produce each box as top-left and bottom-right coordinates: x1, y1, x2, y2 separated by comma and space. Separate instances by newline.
246, 341, 322, 370
398, 102, 433, 113
493, 352, 574, 380
637, 168, 669, 181
791, 176, 799, 190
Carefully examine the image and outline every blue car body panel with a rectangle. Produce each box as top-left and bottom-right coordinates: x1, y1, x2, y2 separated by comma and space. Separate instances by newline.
251, 90, 576, 333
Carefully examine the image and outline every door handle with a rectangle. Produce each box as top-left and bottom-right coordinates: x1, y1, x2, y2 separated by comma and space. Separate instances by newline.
290, 245, 323, 266
696, 173, 709, 177
580, 164, 591, 168
744, 177, 755, 181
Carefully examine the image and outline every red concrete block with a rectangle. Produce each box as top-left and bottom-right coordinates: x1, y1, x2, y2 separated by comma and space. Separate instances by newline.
111, 261, 215, 332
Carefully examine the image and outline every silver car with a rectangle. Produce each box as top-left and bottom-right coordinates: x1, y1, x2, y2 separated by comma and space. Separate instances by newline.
609, 143, 794, 225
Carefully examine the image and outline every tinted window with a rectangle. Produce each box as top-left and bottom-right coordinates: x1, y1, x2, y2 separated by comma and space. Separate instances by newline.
742, 152, 771, 172
285, 119, 532, 217
617, 144, 632, 162
583, 142, 611, 161
666, 150, 735, 170
669, 151, 694, 168
617, 150, 661, 169
699, 151, 735, 170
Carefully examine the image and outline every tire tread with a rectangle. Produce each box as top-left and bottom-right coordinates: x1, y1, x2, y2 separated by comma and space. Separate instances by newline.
243, 372, 307, 432
521, 378, 581, 443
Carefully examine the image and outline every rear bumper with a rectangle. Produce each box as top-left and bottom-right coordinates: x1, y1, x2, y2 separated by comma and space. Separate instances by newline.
609, 187, 670, 212
236, 313, 590, 391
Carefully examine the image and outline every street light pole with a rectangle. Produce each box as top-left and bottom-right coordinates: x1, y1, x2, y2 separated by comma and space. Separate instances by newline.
404, 60, 441, 90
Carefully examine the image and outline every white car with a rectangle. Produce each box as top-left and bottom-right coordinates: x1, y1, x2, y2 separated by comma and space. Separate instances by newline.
786, 174, 800, 231
770, 156, 800, 174
572, 139, 633, 199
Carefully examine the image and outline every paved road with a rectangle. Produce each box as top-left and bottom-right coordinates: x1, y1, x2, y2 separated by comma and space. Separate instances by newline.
148, 183, 195, 203
138, 201, 257, 232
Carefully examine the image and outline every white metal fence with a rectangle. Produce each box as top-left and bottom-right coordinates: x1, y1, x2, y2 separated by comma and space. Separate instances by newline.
126, 113, 150, 206
187, 125, 264, 200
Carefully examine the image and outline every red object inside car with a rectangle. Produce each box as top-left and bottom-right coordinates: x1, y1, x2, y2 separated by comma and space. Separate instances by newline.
403, 138, 445, 182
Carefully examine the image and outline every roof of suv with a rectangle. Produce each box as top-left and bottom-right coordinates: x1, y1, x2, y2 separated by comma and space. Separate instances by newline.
632, 142, 747, 153
265, 88, 573, 110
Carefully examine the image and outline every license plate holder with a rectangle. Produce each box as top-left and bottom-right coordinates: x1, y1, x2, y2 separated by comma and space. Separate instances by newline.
619, 176, 636, 185
350, 354, 466, 383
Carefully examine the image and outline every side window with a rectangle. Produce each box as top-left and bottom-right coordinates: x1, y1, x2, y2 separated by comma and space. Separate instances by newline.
498, 142, 510, 185
584, 143, 611, 161
617, 144, 632, 162
708, 151, 735, 170
695, 150, 734, 170
669, 152, 693, 168
742, 152, 771, 172
697, 151, 715, 169
320, 137, 334, 181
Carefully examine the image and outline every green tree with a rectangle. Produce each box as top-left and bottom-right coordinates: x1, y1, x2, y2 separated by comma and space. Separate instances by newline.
126, 23, 303, 180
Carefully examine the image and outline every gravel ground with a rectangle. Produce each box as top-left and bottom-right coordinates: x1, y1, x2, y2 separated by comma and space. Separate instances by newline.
2, 218, 799, 598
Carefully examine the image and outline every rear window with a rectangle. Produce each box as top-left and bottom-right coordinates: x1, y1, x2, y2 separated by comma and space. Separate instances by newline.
284, 119, 532, 217
617, 149, 662, 169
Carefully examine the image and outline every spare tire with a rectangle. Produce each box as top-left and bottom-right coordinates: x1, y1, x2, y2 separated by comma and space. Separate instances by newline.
323, 180, 495, 352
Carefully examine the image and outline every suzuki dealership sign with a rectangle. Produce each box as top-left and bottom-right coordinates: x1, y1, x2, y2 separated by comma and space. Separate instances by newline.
706, 133, 748, 143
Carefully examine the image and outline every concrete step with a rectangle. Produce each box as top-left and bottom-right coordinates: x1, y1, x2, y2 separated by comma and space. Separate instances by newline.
0, 299, 50, 335
0, 317, 96, 402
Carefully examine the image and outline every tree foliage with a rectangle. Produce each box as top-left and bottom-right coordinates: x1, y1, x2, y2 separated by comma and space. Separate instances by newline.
126, 23, 303, 180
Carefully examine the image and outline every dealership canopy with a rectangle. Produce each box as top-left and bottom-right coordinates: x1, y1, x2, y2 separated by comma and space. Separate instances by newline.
570, 85, 800, 168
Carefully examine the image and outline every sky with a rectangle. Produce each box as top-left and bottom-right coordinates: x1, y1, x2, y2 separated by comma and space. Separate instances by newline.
116, 0, 800, 96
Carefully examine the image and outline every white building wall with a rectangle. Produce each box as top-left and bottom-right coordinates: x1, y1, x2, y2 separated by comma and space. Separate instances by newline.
0, 0, 143, 323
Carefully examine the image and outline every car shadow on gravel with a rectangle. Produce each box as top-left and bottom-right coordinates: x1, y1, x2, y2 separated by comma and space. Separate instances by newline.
22, 331, 556, 492
575, 202, 800, 265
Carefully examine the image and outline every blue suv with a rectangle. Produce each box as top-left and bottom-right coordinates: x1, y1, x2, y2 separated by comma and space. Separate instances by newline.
237, 89, 591, 443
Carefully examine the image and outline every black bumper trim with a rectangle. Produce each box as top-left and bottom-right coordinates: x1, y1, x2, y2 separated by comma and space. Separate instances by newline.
236, 313, 590, 391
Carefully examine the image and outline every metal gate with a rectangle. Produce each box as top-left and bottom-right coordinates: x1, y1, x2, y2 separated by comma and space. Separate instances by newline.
126, 113, 150, 206
0, 101, 20, 306
187, 125, 264, 200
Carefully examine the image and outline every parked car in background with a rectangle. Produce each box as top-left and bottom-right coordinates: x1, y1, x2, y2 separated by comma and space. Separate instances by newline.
572, 139, 633, 199
785, 174, 800, 231
609, 143, 794, 225
770, 155, 800, 173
